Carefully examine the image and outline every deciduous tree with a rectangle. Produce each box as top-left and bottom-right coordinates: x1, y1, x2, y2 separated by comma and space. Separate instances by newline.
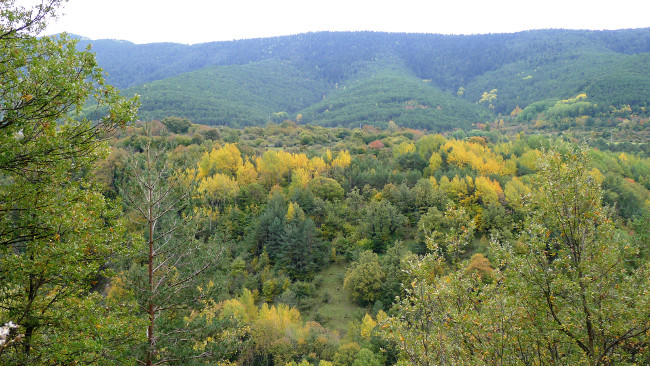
500, 146, 650, 364
343, 250, 385, 305
0, 1, 140, 364
383, 146, 650, 365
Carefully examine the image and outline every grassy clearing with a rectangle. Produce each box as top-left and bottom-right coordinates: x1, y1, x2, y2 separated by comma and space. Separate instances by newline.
308, 264, 368, 334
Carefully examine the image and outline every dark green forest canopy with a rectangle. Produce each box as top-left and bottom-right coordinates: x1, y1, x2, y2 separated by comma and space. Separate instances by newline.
79, 29, 650, 129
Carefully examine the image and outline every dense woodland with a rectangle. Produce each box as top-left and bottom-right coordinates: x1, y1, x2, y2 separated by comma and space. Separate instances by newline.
77, 28, 650, 129
1, 2, 649, 366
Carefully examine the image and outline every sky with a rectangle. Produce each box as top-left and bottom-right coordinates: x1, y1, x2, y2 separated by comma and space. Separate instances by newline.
37, 0, 650, 44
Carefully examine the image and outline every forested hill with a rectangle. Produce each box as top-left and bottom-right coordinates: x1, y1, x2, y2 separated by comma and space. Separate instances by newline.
78, 29, 650, 129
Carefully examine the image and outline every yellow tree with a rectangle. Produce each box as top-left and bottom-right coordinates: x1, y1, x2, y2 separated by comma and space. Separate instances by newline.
236, 160, 258, 186
331, 150, 352, 170
199, 173, 240, 212
309, 156, 327, 176
504, 176, 532, 212
256, 150, 292, 187
474, 176, 503, 205
479, 88, 498, 108
197, 143, 243, 178
290, 153, 310, 172
428, 152, 443, 174
443, 140, 471, 169
393, 142, 416, 158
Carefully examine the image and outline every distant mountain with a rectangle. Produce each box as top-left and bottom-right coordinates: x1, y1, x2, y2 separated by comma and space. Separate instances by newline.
78, 29, 650, 130
130, 60, 330, 127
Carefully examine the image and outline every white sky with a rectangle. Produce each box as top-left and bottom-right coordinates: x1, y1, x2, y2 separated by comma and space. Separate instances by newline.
37, 0, 650, 44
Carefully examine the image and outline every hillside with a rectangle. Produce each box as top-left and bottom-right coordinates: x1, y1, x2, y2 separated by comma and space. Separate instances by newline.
79, 29, 650, 129
298, 60, 492, 131
129, 59, 329, 127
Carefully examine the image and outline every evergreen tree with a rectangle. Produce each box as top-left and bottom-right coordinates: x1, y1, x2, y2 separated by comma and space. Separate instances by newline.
253, 191, 287, 261
119, 138, 222, 365
278, 203, 325, 280
362, 200, 406, 253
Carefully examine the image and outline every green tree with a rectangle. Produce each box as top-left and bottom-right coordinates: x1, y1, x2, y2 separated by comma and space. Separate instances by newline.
382, 253, 506, 365
0, 1, 140, 364
383, 146, 650, 365
343, 250, 385, 305
421, 203, 475, 264
333, 342, 361, 366
308, 176, 345, 201
253, 191, 287, 260
277, 203, 325, 280
351, 348, 382, 366
161, 116, 192, 134
500, 146, 650, 364
379, 241, 414, 306
362, 200, 406, 253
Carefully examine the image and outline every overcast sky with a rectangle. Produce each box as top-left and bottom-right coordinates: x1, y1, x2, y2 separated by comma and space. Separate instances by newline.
39, 0, 650, 44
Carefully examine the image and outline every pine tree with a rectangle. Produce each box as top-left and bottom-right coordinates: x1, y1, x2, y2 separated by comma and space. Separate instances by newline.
253, 192, 287, 260
120, 137, 222, 365
278, 203, 324, 280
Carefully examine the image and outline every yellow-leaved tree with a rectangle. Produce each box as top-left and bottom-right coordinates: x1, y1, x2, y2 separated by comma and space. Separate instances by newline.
331, 150, 352, 170
198, 143, 243, 178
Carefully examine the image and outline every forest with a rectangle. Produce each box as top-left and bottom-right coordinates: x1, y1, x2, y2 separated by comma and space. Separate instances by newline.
79, 27, 650, 129
1, 2, 649, 366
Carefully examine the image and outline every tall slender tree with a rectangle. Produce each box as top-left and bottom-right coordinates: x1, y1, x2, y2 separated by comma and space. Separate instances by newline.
120, 137, 222, 366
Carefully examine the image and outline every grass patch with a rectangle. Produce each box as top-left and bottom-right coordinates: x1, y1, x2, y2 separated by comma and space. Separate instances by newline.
308, 264, 367, 334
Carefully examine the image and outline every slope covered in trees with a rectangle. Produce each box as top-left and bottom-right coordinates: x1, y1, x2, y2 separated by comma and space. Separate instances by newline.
128, 59, 329, 127
298, 60, 493, 131
79, 29, 650, 129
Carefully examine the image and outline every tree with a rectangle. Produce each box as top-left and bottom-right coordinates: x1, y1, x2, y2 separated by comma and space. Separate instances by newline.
351, 348, 382, 366
344, 250, 385, 305
309, 176, 345, 201
331, 150, 352, 170
277, 202, 325, 280
421, 203, 475, 264
255, 150, 292, 188
379, 241, 414, 306
253, 191, 287, 260
160, 116, 192, 134
0, 1, 140, 364
198, 173, 240, 215
479, 88, 498, 108
197, 143, 243, 178
120, 138, 222, 365
500, 146, 650, 364
503, 176, 531, 213
382, 253, 508, 365
362, 200, 406, 253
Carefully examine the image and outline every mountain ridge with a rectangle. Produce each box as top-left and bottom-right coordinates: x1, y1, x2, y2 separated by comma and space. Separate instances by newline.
77, 29, 650, 130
